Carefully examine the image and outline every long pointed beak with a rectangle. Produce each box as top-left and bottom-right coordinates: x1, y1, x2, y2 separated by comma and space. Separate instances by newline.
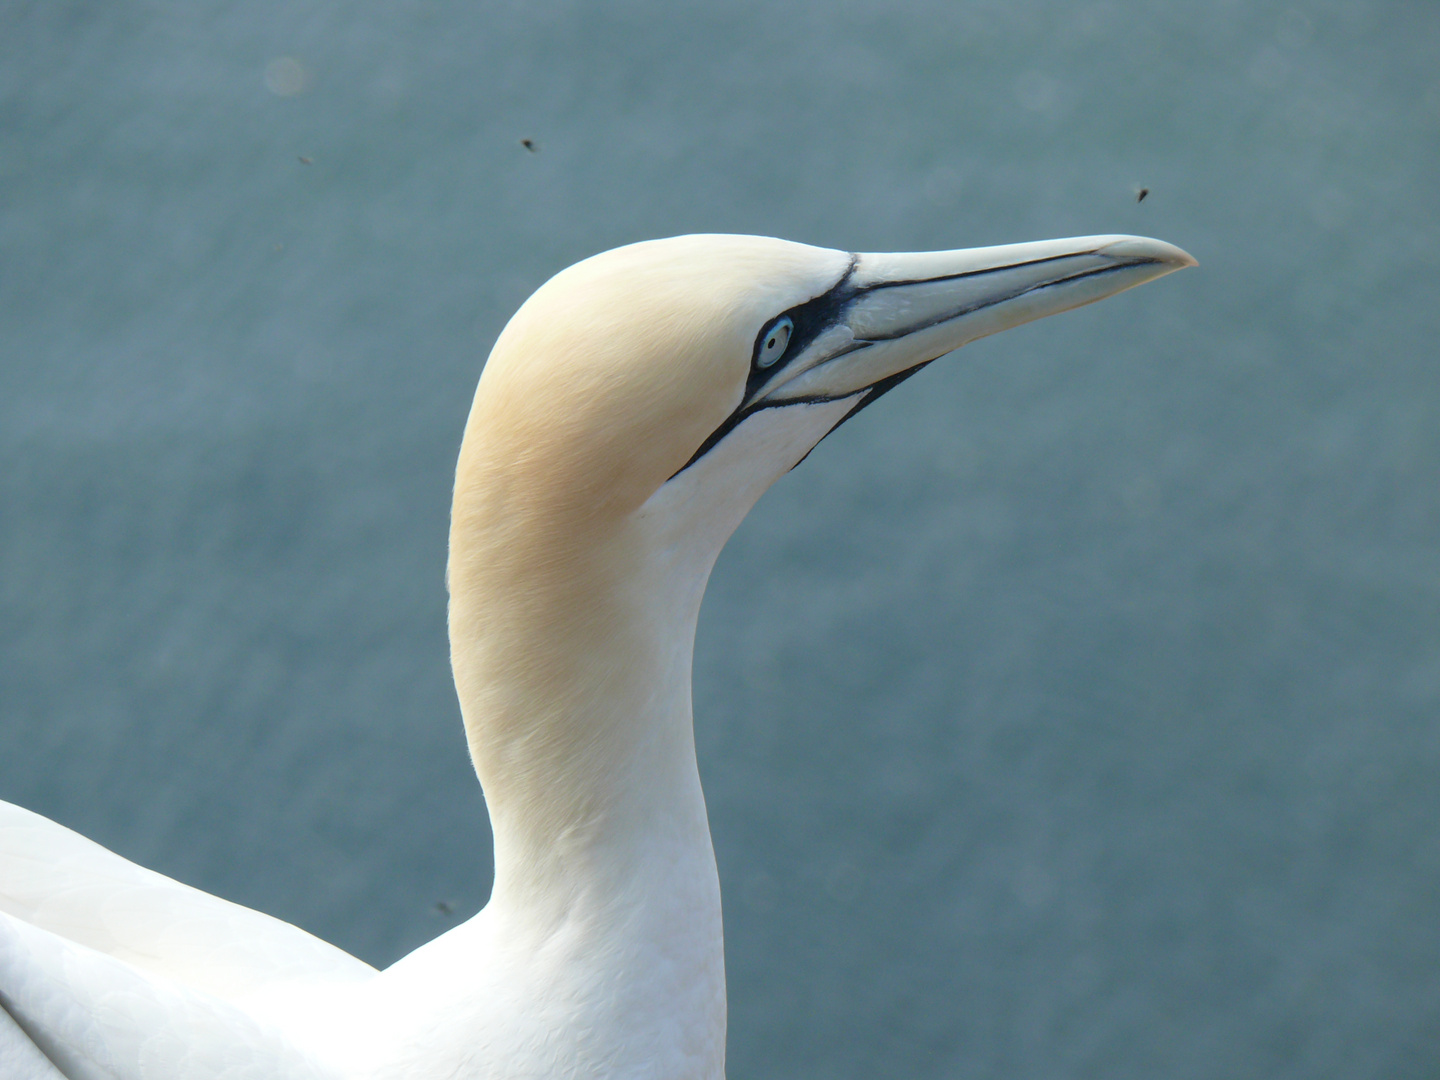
757, 234, 1196, 406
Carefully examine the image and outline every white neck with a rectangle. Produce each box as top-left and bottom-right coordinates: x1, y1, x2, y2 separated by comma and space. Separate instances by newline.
416, 397, 857, 1080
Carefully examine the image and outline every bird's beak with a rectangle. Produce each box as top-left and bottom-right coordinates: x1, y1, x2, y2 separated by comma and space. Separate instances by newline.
754, 234, 1196, 407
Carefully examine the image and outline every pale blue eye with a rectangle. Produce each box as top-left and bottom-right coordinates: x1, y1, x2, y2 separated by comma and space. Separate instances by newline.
756, 316, 793, 369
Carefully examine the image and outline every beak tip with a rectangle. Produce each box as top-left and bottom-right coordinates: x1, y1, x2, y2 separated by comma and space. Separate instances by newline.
1099, 235, 1197, 272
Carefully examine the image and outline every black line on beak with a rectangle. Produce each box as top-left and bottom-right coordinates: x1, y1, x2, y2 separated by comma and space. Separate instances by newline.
670, 245, 1146, 482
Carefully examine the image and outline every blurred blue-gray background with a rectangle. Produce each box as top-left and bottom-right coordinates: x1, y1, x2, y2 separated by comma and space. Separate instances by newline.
2, 2, 1437, 1077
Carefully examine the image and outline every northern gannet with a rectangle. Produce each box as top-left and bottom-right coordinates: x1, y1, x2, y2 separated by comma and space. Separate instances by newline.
0, 232, 1194, 1080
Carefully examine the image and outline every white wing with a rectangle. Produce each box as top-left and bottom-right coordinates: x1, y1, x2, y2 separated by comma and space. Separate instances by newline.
1, 999, 66, 1080
0, 801, 375, 1005
0, 910, 334, 1080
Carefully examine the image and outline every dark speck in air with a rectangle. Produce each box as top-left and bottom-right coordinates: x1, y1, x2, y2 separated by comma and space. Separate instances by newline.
297, 156, 313, 165
521, 139, 537, 152
1136, 187, 1149, 203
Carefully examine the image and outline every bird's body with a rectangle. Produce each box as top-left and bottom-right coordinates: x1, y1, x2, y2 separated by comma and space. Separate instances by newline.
0, 233, 1193, 1079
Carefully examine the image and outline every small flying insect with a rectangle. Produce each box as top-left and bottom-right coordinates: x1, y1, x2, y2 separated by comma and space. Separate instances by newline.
435, 900, 455, 916
298, 156, 313, 165
520, 139, 537, 152
1136, 187, 1149, 203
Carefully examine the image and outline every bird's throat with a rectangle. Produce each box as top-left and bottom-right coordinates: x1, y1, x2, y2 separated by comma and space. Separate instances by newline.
442, 375, 852, 1078
446, 466, 729, 1076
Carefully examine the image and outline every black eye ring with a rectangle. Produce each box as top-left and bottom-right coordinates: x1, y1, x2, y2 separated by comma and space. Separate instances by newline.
755, 316, 793, 369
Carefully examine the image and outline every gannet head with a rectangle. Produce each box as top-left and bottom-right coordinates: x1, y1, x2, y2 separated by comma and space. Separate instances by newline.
447, 232, 1193, 811
454, 232, 1195, 564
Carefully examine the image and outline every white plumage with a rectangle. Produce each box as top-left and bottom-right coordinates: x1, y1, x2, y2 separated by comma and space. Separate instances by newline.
0, 233, 1193, 1079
